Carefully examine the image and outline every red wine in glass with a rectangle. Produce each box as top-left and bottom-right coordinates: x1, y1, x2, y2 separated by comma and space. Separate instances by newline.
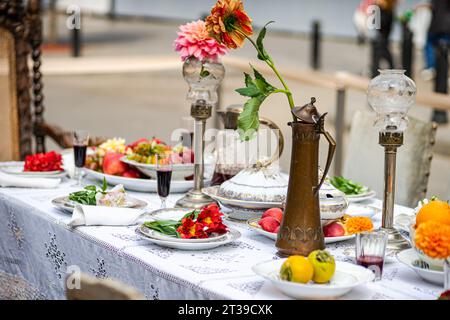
157, 169, 172, 199
357, 255, 384, 278
74, 144, 87, 168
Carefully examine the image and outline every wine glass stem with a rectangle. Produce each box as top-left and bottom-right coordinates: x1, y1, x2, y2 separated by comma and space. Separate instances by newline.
160, 197, 167, 209
75, 167, 83, 186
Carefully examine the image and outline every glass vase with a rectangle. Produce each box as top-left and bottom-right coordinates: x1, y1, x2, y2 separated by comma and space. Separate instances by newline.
182, 57, 225, 107
367, 69, 416, 132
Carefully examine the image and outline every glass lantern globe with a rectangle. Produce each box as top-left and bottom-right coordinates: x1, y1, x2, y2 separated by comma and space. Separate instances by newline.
367, 70, 416, 132
183, 57, 225, 107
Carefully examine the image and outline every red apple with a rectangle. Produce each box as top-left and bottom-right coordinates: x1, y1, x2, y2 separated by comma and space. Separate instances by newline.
274, 225, 280, 234
122, 169, 141, 179
323, 222, 346, 237
258, 216, 280, 233
103, 152, 128, 176
128, 138, 149, 149
262, 208, 283, 223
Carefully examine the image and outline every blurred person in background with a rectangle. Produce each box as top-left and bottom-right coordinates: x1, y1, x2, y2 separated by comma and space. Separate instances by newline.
374, 0, 398, 70
421, 0, 450, 81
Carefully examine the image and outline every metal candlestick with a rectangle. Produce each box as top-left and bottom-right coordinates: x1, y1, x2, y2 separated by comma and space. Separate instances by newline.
175, 100, 215, 209
379, 130, 410, 254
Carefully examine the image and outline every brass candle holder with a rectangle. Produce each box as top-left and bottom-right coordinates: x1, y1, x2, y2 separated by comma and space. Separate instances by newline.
175, 100, 215, 209
368, 69, 417, 255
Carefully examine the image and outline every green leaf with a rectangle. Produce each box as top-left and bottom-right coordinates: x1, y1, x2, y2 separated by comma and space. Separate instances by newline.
237, 96, 266, 141
256, 21, 274, 61
102, 177, 107, 192
235, 86, 260, 97
252, 67, 275, 92
84, 185, 97, 191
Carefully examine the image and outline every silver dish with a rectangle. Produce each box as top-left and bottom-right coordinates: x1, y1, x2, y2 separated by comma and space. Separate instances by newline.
51, 196, 147, 213
397, 249, 444, 285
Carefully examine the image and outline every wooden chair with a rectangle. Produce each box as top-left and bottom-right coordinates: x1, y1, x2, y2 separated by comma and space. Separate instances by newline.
0, 0, 102, 162
66, 273, 144, 300
343, 110, 437, 207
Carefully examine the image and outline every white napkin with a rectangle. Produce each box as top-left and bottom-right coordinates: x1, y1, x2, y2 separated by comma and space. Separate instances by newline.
0, 171, 61, 188
68, 205, 146, 227
62, 151, 75, 179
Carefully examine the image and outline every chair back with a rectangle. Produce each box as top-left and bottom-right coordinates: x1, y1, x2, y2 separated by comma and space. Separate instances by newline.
66, 273, 144, 300
343, 110, 437, 207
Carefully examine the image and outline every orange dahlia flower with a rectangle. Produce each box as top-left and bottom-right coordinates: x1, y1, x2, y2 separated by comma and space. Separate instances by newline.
415, 221, 450, 259
206, 0, 253, 49
345, 217, 374, 235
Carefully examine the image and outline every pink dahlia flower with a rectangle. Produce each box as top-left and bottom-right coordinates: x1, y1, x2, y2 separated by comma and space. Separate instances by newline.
175, 20, 227, 62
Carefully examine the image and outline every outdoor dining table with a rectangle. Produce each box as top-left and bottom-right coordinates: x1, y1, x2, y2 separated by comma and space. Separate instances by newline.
0, 177, 443, 300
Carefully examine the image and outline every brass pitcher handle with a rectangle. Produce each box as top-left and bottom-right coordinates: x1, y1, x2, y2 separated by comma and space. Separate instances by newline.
259, 117, 285, 166
314, 130, 336, 195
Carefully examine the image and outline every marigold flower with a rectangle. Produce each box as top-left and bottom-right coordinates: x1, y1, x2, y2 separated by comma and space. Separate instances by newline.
345, 217, 374, 235
175, 20, 227, 62
206, 0, 253, 49
415, 221, 450, 259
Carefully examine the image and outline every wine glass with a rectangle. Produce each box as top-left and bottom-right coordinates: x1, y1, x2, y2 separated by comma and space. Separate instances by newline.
73, 130, 89, 186
156, 154, 173, 209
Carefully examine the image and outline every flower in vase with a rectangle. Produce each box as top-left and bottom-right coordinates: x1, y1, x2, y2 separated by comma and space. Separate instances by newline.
415, 221, 450, 259
177, 218, 208, 239
175, 20, 227, 62
206, 0, 253, 49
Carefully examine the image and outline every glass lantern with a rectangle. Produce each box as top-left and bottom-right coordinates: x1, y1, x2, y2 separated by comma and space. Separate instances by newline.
367, 69, 416, 132
183, 57, 225, 107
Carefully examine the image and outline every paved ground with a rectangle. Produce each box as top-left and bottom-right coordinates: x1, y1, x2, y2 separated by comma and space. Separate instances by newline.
41, 14, 450, 199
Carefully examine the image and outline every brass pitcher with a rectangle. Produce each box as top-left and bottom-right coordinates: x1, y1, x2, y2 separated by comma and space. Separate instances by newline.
276, 98, 336, 257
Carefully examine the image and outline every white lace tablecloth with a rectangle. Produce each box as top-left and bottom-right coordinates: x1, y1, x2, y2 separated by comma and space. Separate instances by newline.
0, 178, 443, 300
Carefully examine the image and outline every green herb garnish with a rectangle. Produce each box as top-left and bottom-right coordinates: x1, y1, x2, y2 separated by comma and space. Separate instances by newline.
330, 176, 367, 195
68, 178, 108, 205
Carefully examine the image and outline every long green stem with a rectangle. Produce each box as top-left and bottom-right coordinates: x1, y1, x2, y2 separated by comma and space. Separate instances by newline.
242, 34, 295, 109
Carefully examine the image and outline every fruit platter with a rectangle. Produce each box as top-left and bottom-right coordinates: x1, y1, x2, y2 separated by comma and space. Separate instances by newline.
121, 137, 194, 180
136, 204, 240, 250
83, 137, 205, 193
248, 206, 375, 244
252, 251, 374, 299
52, 178, 147, 213
0, 151, 67, 179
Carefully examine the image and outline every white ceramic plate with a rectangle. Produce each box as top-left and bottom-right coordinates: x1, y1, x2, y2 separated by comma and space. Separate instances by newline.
252, 259, 374, 299
141, 207, 229, 243
247, 218, 355, 244
345, 204, 380, 218
203, 186, 282, 209
0, 162, 67, 178
120, 157, 194, 180
85, 168, 210, 193
137, 226, 241, 250
346, 190, 376, 203
396, 249, 444, 285
51, 195, 147, 213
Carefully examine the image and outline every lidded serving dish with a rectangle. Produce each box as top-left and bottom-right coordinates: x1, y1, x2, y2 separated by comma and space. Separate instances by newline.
204, 163, 349, 220
217, 162, 287, 203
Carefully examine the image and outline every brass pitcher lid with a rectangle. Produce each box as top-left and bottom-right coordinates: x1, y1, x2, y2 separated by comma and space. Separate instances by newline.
291, 97, 321, 124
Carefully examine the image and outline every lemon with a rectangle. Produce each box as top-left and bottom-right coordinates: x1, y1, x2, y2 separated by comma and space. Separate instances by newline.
308, 250, 336, 284
280, 256, 314, 284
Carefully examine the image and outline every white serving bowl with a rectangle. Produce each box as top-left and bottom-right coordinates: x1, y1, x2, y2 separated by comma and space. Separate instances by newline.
252, 259, 374, 300
121, 157, 194, 180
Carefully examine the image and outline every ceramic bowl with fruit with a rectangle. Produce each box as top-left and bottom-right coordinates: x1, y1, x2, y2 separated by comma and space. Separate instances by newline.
252, 251, 374, 299
122, 138, 194, 180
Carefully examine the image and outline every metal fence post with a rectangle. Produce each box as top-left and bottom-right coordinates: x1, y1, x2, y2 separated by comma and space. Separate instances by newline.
401, 22, 414, 79
311, 20, 321, 70
334, 87, 346, 176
